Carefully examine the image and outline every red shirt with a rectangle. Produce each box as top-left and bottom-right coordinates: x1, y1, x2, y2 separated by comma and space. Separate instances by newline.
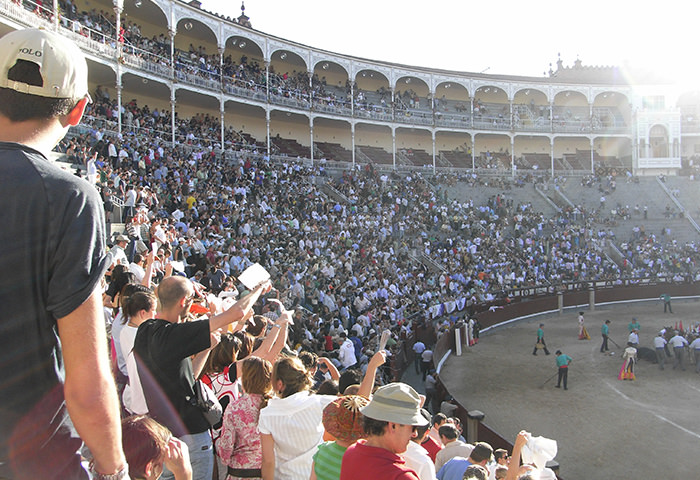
421, 436, 442, 463
340, 440, 419, 480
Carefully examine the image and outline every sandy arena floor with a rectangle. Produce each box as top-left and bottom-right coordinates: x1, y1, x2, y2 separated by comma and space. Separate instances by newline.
439, 298, 700, 479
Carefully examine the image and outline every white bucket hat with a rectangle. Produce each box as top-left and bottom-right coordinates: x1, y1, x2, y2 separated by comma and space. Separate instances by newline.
360, 383, 428, 426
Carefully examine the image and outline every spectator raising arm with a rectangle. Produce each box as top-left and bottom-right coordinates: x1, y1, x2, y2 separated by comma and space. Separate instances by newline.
141, 248, 156, 288
209, 281, 271, 332
192, 329, 223, 379
247, 316, 289, 365
317, 357, 340, 382
251, 299, 293, 362
358, 350, 387, 398
505, 430, 530, 480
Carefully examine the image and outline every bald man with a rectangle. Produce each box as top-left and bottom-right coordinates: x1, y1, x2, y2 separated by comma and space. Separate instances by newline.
134, 276, 268, 480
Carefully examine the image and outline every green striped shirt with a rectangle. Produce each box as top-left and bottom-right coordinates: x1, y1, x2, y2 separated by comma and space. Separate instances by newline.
313, 441, 347, 480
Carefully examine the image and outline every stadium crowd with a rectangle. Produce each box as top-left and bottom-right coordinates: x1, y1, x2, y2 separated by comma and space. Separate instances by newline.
6, 8, 700, 480
6, 14, 700, 480
50, 87, 700, 479
70, 90, 700, 307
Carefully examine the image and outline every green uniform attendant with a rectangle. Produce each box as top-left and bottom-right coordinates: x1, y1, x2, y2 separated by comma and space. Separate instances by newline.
555, 350, 572, 390
532, 323, 550, 355
601, 320, 610, 352
628, 318, 640, 332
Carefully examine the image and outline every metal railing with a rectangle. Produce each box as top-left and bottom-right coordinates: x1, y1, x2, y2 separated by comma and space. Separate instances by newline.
0, 0, 639, 142
656, 176, 700, 234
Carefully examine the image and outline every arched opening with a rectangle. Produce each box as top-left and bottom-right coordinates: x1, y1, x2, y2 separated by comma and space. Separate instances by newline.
435, 82, 470, 128
394, 76, 432, 126
222, 36, 266, 100
473, 86, 509, 130
649, 124, 669, 157
354, 70, 392, 121
268, 50, 310, 109
311, 61, 351, 115
513, 88, 549, 132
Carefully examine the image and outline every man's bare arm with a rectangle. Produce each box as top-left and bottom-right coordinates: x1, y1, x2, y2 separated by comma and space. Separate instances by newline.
208, 282, 270, 332
57, 288, 127, 476
358, 350, 387, 398
141, 249, 156, 288
193, 330, 222, 379
317, 357, 340, 381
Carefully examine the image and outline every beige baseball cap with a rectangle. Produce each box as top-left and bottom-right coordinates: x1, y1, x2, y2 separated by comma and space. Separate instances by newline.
0, 28, 89, 100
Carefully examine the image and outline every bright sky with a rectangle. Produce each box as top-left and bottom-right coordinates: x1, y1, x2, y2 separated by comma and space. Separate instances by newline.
199, 0, 696, 84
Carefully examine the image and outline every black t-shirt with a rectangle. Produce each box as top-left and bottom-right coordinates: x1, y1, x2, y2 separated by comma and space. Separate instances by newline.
133, 318, 212, 437
0, 142, 109, 479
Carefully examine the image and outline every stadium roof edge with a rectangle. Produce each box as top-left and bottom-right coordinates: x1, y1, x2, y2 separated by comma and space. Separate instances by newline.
184, 1, 642, 88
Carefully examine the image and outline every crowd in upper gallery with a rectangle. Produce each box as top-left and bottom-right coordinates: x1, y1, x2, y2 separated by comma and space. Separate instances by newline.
11, 0, 635, 133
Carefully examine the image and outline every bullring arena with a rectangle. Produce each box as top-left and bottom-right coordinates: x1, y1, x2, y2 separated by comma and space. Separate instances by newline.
434, 296, 700, 479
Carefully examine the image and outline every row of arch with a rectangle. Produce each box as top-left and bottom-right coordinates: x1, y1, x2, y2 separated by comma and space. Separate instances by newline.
5, 0, 688, 168
97, 0, 634, 107
86, 60, 633, 173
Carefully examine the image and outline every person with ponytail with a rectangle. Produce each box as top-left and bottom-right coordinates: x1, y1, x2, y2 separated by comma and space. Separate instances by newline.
217, 356, 273, 480
205, 304, 292, 479
258, 345, 387, 480
258, 355, 337, 480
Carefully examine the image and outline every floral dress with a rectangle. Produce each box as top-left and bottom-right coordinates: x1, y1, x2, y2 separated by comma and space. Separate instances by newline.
218, 393, 264, 479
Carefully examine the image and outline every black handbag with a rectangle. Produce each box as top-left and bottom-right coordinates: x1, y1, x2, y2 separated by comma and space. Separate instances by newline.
190, 380, 223, 428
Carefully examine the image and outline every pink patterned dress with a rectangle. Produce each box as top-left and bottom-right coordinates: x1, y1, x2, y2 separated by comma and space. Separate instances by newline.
217, 392, 265, 479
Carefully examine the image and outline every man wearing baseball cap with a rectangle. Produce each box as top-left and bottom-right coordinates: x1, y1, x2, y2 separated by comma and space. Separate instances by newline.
340, 382, 428, 480
0, 29, 127, 480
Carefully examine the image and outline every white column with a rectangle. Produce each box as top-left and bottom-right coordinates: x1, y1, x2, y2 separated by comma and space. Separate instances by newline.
392, 127, 396, 170
308, 71, 313, 109
266, 108, 271, 158
53, 0, 60, 30
113, 0, 123, 48
351, 122, 356, 168
470, 96, 474, 128
113, 0, 123, 133
170, 89, 176, 146
432, 130, 436, 174
220, 101, 225, 151
550, 138, 555, 178
511, 136, 515, 177
169, 29, 176, 79
509, 99, 513, 129
550, 102, 554, 132
310, 117, 314, 162
116, 82, 122, 134
350, 79, 354, 117
472, 135, 476, 170
218, 46, 225, 89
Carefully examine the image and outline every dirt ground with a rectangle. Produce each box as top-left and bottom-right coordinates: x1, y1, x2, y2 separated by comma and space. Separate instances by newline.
439, 298, 700, 479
